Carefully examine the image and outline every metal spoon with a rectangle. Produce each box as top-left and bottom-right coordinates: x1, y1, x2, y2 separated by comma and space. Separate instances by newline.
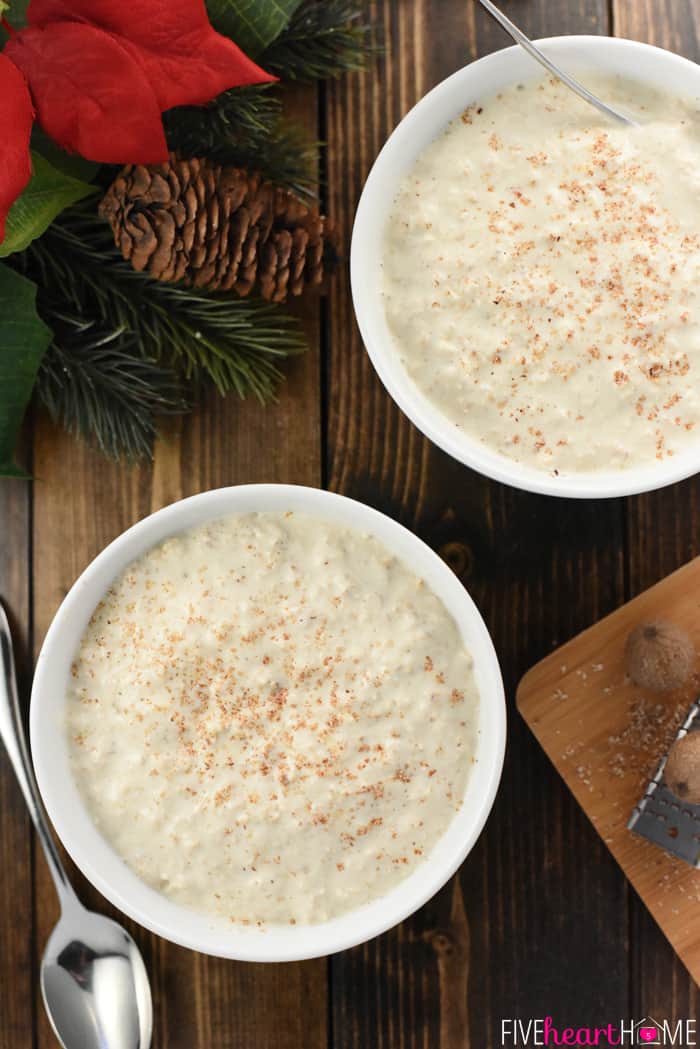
477, 0, 637, 126
0, 603, 153, 1049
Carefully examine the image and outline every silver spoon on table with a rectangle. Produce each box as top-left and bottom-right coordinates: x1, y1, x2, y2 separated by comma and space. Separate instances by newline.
477, 0, 637, 126
0, 603, 152, 1049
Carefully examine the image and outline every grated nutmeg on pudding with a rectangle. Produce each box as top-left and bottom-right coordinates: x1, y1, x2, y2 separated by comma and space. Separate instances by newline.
382, 74, 700, 477
67, 511, 480, 926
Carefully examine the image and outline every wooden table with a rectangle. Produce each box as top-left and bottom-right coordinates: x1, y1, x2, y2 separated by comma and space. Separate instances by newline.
2, 2, 700, 1045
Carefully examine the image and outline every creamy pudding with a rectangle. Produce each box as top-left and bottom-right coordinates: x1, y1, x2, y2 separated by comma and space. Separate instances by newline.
67, 511, 479, 926
382, 74, 700, 476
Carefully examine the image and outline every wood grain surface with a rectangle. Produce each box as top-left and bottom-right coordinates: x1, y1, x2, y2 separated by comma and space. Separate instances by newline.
325, 2, 629, 1046
1, 2, 699, 1047
0, 443, 33, 1049
518, 557, 700, 990
613, 0, 700, 1027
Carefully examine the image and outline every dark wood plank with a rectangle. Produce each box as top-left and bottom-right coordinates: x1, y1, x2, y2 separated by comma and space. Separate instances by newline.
615, 0, 700, 1014
30, 333, 326, 1049
0, 438, 34, 1049
30, 87, 327, 1049
324, 1, 632, 1044
31, 434, 162, 1049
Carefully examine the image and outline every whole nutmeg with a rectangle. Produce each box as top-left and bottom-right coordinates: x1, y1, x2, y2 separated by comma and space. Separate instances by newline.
664, 732, 700, 805
624, 620, 694, 692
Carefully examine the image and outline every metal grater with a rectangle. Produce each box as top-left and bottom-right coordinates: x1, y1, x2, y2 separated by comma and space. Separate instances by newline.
628, 698, 700, 867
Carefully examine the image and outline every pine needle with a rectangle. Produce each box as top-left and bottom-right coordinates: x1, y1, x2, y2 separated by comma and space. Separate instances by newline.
18, 203, 308, 404
163, 86, 317, 199
162, 0, 376, 189
262, 0, 375, 82
8, 0, 376, 463
8, 200, 309, 460
36, 314, 186, 462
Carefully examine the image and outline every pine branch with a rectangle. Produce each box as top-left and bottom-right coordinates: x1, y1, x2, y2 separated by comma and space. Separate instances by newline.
163, 86, 317, 198
163, 1, 375, 186
14, 202, 308, 404
36, 314, 186, 462
165, 85, 280, 148
261, 0, 374, 82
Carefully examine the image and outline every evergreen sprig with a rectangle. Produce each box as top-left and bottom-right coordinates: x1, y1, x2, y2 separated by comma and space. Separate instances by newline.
5, 0, 374, 464
262, 0, 374, 82
18, 203, 308, 403
163, 86, 317, 198
36, 315, 186, 462
9, 202, 308, 460
163, 1, 373, 193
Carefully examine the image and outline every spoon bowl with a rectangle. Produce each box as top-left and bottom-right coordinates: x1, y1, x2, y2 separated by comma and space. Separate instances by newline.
0, 603, 153, 1048
42, 907, 152, 1049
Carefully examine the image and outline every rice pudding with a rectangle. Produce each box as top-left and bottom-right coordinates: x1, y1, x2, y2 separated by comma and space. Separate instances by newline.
67, 511, 479, 926
382, 74, 700, 476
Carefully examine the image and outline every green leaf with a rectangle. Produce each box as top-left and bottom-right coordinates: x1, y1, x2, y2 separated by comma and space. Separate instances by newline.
30, 127, 101, 184
0, 264, 52, 476
0, 0, 27, 43
4, 0, 29, 26
206, 0, 302, 57
0, 152, 95, 259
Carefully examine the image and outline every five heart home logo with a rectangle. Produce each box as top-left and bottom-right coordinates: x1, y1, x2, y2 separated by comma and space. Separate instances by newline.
499, 1015, 697, 1046
635, 1020, 662, 1045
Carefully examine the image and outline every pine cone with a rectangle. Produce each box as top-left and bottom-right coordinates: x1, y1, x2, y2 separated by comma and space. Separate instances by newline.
98, 155, 334, 303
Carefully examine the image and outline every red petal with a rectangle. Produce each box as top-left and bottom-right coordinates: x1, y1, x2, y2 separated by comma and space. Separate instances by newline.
6, 23, 169, 164
26, 0, 275, 111
0, 54, 34, 243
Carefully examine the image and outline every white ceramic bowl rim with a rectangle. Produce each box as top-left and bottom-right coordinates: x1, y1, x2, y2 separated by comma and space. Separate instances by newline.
351, 36, 700, 499
30, 484, 506, 962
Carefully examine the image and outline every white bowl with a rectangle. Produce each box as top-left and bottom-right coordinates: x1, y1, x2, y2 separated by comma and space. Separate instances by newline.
351, 36, 700, 498
30, 485, 506, 961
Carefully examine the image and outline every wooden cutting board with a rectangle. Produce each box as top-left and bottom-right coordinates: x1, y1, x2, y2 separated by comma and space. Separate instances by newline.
517, 557, 700, 985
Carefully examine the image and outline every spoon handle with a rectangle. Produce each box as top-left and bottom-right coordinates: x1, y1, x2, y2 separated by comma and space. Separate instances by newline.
0, 603, 78, 910
477, 0, 636, 127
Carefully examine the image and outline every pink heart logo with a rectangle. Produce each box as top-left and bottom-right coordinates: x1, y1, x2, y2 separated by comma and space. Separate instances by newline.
639, 1029, 657, 1043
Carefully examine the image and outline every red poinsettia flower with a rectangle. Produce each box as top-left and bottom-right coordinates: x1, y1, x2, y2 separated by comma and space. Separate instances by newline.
0, 52, 33, 242
0, 0, 274, 241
